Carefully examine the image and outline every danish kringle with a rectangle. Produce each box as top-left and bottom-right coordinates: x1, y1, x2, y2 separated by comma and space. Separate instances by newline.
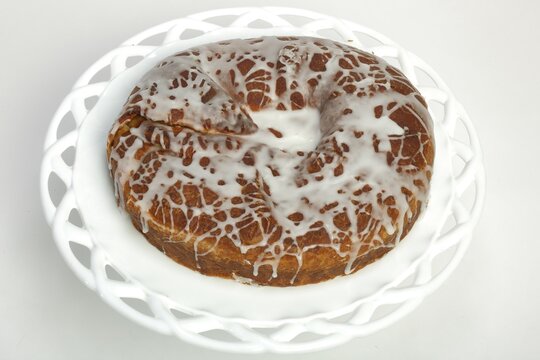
106, 36, 434, 286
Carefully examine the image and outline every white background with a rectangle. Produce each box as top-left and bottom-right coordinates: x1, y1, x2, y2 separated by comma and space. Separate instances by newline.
1, 0, 538, 358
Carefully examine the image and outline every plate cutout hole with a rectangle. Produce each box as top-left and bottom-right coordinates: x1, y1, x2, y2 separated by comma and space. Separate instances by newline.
139, 32, 167, 46
170, 308, 192, 320
88, 65, 111, 84
203, 15, 238, 27
180, 29, 205, 40
247, 19, 274, 29
60, 146, 76, 167
428, 100, 445, 124
353, 31, 383, 49
84, 96, 99, 113
415, 66, 438, 88
48, 172, 66, 207
126, 56, 144, 69
105, 264, 125, 281
201, 329, 243, 343
68, 208, 83, 227
121, 298, 154, 317
69, 241, 91, 269
56, 111, 76, 139
280, 14, 314, 27
452, 117, 471, 145
317, 28, 348, 42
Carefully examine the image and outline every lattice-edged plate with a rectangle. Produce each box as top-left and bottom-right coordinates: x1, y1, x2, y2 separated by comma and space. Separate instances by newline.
40, 7, 485, 353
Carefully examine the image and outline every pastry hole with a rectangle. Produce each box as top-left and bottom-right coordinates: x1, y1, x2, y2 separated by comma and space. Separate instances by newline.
352, 31, 384, 50
279, 14, 314, 27
87, 65, 111, 84
60, 146, 75, 167
414, 67, 438, 88
69, 241, 91, 269
125, 56, 144, 69
105, 264, 125, 281
427, 100, 445, 123
317, 28, 348, 42
138, 32, 167, 46
203, 15, 238, 27
121, 298, 154, 317
247, 19, 274, 29
56, 111, 76, 139
179, 29, 205, 40
48, 172, 66, 207
84, 96, 99, 113
68, 208, 83, 227
200, 329, 243, 343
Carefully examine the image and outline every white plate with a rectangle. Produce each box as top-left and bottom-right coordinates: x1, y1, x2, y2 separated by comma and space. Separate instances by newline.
41, 7, 485, 352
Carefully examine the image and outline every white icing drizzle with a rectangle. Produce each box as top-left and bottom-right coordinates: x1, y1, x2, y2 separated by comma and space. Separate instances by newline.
107, 36, 434, 285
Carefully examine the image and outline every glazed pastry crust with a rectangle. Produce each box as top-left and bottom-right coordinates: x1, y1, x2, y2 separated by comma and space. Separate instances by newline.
107, 36, 434, 286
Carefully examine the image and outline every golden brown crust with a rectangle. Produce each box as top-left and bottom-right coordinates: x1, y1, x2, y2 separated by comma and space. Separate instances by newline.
119, 179, 423, 286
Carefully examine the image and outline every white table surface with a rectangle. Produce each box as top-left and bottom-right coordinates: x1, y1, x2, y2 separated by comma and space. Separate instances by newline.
1, 0, 538, 358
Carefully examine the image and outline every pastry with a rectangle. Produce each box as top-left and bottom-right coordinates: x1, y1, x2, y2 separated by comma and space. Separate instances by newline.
106, 36, 434, 286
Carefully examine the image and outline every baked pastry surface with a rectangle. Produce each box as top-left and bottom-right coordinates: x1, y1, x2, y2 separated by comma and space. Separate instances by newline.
107, 36, 434, 286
